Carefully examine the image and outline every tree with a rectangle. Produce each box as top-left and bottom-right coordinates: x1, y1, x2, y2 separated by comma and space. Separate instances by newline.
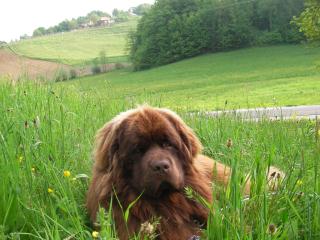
69, 19, 78, 30
77, 16, 87, 25
99, 50, 108, 72
20, 34, 30, 40
132, 3, 152, 15
30, 10, 111, 37
88, 14, 99, 26
57, 20, 72, 32
293, 0, 320, 41
112, 9, 130, 22
33, 27, 46, 37
112, 8, 120, 17
130, 0, 306, 70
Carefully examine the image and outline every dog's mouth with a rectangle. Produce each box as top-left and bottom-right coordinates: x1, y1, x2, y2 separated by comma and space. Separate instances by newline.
151, 181, 177, 198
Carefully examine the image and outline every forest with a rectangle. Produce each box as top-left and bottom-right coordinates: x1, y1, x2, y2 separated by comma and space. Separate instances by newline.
130, 0, 306, 70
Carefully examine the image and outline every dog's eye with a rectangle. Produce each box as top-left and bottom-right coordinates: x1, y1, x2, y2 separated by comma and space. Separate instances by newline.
161, 141, 172, 148
134, 146, 146, 154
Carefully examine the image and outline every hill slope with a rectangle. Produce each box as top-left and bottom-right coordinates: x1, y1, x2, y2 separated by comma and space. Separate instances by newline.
9, 18, 138, 65
68, 45, 320, 110
0, 49, 69, 80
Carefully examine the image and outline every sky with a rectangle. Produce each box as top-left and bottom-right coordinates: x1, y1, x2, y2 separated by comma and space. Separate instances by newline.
0, 0, 155, 42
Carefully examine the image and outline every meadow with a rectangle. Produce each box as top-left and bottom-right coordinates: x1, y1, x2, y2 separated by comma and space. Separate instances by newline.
0, 81, 319, 239
68, 45, 320, 111
8, 18, 138, 65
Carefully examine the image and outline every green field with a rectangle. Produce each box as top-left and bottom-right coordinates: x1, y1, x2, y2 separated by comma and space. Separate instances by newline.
68, 45, 320, 111
9, 18, 138, 65
0, 82, 319, 239
1, 42, 320, 239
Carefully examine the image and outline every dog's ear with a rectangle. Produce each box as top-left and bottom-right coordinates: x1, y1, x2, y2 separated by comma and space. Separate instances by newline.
160, 109, 202, 162
87, 121, 116, 222
87, 119, 124, 222
93, 120, 120, 173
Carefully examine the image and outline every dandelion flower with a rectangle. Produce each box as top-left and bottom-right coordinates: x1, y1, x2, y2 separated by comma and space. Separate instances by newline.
48, 188, 54, 194
92, 231, 99, 238
63, 170, 71, 177
290, 113, 297, 120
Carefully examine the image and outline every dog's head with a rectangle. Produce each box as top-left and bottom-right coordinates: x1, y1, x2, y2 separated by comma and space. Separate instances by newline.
93, 106, 202, 198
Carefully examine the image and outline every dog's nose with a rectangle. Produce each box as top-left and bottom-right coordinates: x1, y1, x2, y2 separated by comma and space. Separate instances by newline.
151, 160, 170, 174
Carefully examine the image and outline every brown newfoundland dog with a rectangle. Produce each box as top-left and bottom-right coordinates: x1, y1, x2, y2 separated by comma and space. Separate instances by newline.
86, 106, 283, 240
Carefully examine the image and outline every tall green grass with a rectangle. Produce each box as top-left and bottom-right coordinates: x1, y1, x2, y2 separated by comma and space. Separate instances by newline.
0, 82, 319, 239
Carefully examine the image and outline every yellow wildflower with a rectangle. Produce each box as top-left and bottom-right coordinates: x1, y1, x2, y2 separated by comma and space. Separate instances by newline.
31, 167, 36, 172
92, 231, 99, 238
18, 156, 24, 163
63, 170, 71, 178
297, 180, 303, 186
290, 113, 297, 120
48, 188, 54, 194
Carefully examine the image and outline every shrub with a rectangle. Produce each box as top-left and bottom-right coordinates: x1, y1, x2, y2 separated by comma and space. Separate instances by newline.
69, 69, 77, 79
256, 31, 283, 45
54, 68, 69, 82
99, 51, 108, 73
91, 58, 101, 74
115, 63, 126, 70
91, 65, 101, 74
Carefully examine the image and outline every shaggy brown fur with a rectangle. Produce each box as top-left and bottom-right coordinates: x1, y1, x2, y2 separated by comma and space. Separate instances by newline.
86, 106, 282, 240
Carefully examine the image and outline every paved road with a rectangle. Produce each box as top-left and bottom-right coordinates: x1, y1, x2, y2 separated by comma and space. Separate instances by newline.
207, 105, 320, 120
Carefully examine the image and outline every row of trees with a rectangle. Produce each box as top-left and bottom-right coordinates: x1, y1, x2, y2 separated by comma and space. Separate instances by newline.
33, 11, 111, 37
130, 0, 306, 70
130, 3, 152, 15
32, 3, 152, 38
32, 10, 131, 37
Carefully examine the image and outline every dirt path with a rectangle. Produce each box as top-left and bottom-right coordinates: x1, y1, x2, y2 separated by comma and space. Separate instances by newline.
0, 48, 70, 81
0, 48, 131, 81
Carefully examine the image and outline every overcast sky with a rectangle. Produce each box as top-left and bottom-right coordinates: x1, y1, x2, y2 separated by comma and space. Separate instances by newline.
0, 0, 155, 42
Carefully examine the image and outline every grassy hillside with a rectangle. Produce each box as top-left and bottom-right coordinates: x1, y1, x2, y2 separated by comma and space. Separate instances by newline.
0, 82, 319, 239
68, 45, 320, 111
9, 18, 138, 65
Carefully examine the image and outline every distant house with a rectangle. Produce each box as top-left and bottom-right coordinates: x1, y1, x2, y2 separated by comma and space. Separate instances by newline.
80, 21, 95, 28
88, 21, 95, 27
97, 17, 114, 26
20, 35, 31, 40
79, 23, 88, 28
